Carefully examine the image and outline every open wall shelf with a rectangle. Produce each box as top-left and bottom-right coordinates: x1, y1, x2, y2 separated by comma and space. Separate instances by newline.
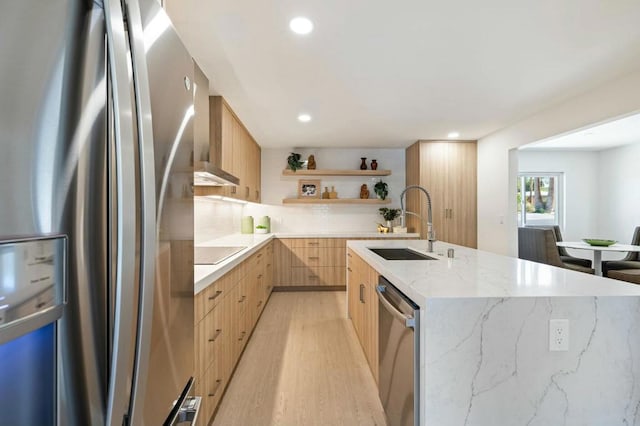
282, 198, 390, 205
282, 169, 391, 177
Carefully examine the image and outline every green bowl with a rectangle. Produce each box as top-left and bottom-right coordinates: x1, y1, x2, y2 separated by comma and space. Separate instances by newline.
583, 239, 617, 247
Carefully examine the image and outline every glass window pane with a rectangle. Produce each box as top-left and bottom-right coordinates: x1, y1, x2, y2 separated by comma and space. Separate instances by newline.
518, 174, 559, 227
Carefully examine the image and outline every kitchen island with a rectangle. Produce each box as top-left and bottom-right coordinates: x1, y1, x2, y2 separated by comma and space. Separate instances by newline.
347, 239, 640, 426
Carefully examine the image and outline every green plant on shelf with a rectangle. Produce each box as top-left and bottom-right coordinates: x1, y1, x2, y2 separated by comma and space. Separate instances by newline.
379, 208, 400, 221
374, 180, 388, 200
287, 152, 304, 171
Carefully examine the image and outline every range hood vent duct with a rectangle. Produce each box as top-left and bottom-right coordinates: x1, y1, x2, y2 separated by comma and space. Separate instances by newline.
194, 161, 240, 186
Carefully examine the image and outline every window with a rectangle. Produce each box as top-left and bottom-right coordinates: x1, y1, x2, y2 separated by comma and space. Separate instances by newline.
517, 173, 562, 227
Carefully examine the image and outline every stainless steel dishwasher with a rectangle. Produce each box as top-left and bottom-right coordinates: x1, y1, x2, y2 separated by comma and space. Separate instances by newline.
377, 276, 420, 426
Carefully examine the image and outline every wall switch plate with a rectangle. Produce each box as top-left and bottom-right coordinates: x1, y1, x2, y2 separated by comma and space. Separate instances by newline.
549, 319, 569, 351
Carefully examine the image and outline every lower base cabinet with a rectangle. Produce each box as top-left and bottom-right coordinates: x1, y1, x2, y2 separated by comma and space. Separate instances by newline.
347, 248, 379, 383
194, 241, 273, 425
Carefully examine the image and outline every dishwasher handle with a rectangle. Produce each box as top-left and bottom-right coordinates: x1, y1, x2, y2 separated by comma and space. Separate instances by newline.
376, 285, 416, 329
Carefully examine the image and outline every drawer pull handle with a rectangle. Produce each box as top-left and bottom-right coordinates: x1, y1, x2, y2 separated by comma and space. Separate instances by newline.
257, 253, 262, 258
359, 284, 365, 303
308, 242, 319, 245
208, 290, 223, 301
308, 256, 320, 260
238, 295, 246, 303
208, 379, 222, 397
347, 267, 352, 272
208, 328, 222, 343
257, 274, 263, 279
238, 331, 247, 341
347, 253, 352, 257
257, 300, 263, 308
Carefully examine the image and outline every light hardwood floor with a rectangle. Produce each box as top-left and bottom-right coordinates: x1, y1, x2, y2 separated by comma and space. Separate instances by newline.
211, 291, 387, 426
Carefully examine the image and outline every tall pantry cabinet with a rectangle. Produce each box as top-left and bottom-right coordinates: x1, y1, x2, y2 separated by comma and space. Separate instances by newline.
405, 140, 477, 248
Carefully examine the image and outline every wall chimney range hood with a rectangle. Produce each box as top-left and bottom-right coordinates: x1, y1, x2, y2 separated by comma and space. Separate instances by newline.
194, 161, 240, 186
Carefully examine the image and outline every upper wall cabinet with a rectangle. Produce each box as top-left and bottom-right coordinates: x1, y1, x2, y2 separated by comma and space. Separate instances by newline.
405, 140, 477, 248
195, 96, 261, 203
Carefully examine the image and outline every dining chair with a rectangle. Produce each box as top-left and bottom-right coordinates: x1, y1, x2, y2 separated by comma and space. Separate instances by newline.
607, 269, 640, 285
602, 226, 640, 277
518, 227, 594, 274
534, 225, 592, 268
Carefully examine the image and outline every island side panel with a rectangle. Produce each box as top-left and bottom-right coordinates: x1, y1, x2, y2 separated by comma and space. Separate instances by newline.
423, 296, 640, 426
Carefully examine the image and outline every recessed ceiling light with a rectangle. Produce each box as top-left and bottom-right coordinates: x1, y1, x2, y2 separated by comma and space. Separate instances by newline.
289, 17, 313, 35
448, 131, 460, 139
297, 113, 312, 123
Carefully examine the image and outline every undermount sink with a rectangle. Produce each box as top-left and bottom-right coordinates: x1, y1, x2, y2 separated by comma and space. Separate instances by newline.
369, 248, 437, 261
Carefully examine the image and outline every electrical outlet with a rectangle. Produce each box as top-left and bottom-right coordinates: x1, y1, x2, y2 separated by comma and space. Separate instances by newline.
549, 319, 569, 351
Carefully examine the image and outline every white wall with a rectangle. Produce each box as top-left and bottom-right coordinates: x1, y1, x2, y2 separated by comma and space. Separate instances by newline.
194, 147, 407, 240
246, 148, 406, 233
517, 151, 599, 240
194, 197, 244, 244
478, 70, 640, 255
598, 142, 640, 243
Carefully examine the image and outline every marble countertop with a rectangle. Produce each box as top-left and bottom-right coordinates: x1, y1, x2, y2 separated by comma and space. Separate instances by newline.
194, 232, 419, 294
347, 239, 640, 306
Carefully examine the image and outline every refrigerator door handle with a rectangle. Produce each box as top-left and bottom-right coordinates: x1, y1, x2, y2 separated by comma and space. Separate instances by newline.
122, 0, 158, 423
104, 0, 139, 424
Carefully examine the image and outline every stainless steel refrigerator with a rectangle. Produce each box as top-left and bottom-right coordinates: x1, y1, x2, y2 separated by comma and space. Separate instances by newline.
0, 0, 196, 424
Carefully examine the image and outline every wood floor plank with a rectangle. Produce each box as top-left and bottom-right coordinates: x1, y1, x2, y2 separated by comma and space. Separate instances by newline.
212, 291, 387, 426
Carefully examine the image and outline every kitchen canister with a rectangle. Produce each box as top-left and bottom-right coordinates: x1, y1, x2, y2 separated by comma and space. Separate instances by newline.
241, 216, 254, 234
255, 216, 271, 233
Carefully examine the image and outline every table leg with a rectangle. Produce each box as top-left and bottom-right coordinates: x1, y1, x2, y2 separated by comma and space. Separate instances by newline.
594, 251, 602, 276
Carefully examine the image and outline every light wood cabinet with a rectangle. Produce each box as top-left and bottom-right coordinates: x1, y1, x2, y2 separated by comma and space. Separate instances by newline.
195, 97, 261, 202
346, 248, 379, 383
406, 140, 477, 248
276, 238, 346, 289
194, 242, 273, 425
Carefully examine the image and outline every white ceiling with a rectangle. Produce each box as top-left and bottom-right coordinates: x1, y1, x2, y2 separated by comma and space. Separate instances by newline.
520, 112, 640, 151
166, 0, 640, 148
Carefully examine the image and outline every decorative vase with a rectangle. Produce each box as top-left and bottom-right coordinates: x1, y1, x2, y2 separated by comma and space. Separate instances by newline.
386, 220, 393, 232
329, 186, 338, 199
322, 187, 330, 199
360, 157, 367, 170
371, 159, 378, 170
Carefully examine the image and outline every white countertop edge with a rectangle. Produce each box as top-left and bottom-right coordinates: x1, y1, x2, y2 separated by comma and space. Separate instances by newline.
193, 232, 419, 294
346, 239, 640, 305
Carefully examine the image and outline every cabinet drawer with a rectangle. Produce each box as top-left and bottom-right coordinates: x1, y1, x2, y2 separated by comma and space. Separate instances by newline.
290, 247, 346, 267
291, 266, 346, 286
286, 238, 324, 248
202, 355, 226, 423
195, 272, 233, 324
196, 300, 227, 378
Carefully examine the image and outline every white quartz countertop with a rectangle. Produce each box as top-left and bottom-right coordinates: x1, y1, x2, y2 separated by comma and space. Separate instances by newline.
194, 232, 418, 294
194, 234, 274, 294
347, 239, 640, 305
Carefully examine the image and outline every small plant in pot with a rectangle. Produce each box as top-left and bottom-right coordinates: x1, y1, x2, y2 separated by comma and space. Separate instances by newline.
287, 152, 304, 172
379, 208, 401, 231
373, 180, 388, 200
255, 225, 268, 234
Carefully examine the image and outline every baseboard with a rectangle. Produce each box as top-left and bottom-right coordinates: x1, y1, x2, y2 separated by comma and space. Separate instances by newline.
273, 286, 346, 292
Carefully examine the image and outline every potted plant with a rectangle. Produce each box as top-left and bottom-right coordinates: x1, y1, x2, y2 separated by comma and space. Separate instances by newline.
379, 208, 401, 231
287, 152, 304, 172
255, 224, 268, 234
374, 180, 388, 200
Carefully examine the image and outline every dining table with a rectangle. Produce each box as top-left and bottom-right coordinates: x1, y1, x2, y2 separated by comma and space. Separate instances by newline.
556, 241, 640, 276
